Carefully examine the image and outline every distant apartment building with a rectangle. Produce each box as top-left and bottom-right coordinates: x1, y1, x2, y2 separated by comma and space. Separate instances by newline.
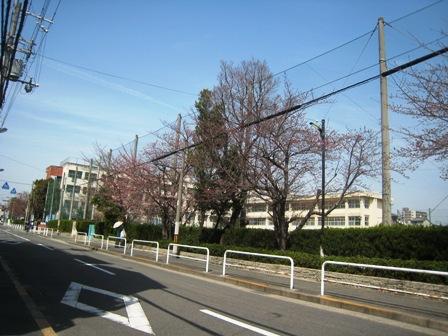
45, 160, 101, 221
399, 207, 429, 225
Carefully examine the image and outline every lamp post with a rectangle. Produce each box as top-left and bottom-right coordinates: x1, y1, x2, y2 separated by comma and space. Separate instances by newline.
310, 119, 326, 257
0, 128, 7, 133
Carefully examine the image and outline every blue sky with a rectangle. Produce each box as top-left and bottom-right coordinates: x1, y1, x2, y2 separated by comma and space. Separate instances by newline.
1, 0, 447, 223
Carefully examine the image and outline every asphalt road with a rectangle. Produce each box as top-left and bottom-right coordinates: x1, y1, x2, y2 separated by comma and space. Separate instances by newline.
0, 227, 444, 336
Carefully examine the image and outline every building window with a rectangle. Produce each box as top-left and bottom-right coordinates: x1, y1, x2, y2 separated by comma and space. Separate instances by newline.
247, 204, 266, 213
248, 218, 266, 226
348, 199, 360, 208
291, 218, 312, 226
363, 198, 371, 208
291, 202, 313, 211
326, 217, 346, 226
325, 201, 345, 209
84, 172, 97, 181
364, 215, 369, 226
68, 170, 82, 179
348, 216, 361, 226
66, 185, 81, 194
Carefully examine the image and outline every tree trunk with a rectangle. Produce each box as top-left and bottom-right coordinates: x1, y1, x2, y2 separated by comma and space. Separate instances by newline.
272, 199, 288, 250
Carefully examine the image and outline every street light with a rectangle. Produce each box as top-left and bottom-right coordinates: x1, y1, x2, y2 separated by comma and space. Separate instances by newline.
310, 119, 326, 257
0, 127, 7, 133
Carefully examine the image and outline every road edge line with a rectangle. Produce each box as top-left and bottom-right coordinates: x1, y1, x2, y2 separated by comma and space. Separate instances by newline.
0, 257, 57, 336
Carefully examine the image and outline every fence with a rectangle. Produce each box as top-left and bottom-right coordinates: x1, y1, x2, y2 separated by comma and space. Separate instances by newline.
321, 260, 448, 300
223, 250, 295, 290
106, 236, 127, 254
166, 243, 209, 272
130, 240, 159, 261
74, 232, 88, 245
88, 234, 105, 249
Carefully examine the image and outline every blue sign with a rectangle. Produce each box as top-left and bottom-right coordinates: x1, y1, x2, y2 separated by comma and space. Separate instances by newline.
2, 182, 9, 190
10, 188, 16, 194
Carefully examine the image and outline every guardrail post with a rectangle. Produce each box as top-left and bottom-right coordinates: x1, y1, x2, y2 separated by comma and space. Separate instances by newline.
321, 261, 327, 296
222, 250, 228, 276
166, 243, 171, 264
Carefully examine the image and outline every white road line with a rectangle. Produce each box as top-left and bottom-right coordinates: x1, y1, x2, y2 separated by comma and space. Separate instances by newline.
37, 243, 54, 250
0, 229, 30, 241
200, 309, 280, 336
74, 258, 116, 276
61, 282, 154, 335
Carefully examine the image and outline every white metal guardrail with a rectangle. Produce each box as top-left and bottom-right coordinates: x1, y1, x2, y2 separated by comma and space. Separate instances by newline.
321, 261, 448, 300
88, 234, 105, 249
106, 236, 127, 254
131, 239, 159, 261
74, 232, 88, 245
223, 250, 295, 290
166, 243, 210, 272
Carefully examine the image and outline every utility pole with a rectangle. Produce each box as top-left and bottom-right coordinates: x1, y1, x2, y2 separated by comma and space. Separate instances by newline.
133, 134, 139, 162
48, 176, 57, 220
91, 164, 100, 220
310, 120, 326, 255
43, 179, 50, 221
378, 17, 392, 225
57, 173, 66, 230
172, 114, 181, 243
83, 159, 93, 220
174, 144, 185, 245
68, 167, 78, 220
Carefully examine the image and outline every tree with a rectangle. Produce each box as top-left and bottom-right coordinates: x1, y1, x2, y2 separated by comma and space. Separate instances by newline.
392, 63, 448, 179
30, 179, 50, 221
8, 192, 28, 220
189, 89, 236, 229
213, 59, 277, 229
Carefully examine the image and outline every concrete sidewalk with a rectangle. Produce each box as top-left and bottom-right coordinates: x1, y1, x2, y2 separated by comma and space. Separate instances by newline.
21, 228, 448, 333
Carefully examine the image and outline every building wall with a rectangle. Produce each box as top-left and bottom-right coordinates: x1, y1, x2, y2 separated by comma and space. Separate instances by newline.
59, 162, 101, 220
244, 192, 383, 231
45, 165, 63, 179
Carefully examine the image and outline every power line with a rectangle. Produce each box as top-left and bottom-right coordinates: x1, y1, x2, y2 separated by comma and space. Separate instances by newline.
41, 54, 197, 96
0, 153, 42, 171
389, 0, 444, 24
273, 0, 445, 77
143, 46, 448, 165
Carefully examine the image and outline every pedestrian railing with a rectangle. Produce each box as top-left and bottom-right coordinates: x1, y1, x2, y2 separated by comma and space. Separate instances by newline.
74, 232, 88, 245
223, 250, 295, 290
321, 261, 448, 300
46, 228, 54, 238
88, 234, 105, 249
106, 236, 127, 254
166, 243, 210, 272
131, 240, 159, 261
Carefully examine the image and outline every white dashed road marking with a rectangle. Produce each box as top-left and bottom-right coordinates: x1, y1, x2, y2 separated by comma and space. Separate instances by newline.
200, 309, 280, 336
74, 258, 116, 276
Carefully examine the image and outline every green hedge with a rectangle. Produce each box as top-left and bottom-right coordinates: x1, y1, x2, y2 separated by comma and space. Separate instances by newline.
220, 226, 448, 261
198, 243, 448, 284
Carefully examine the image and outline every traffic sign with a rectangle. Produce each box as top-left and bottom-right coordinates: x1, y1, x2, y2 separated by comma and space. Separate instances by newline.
10, 188, 16, 194
2, 182, 9, 190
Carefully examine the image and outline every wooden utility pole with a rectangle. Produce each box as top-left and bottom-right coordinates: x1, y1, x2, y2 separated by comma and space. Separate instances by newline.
378, 17, 392, 225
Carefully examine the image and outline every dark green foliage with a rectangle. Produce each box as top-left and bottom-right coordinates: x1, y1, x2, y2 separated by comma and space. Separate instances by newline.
221, 228, 278, 249
230, 226, 448, 261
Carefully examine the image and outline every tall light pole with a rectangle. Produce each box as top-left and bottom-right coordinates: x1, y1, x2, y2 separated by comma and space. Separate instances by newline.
310, 119, 326, 257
